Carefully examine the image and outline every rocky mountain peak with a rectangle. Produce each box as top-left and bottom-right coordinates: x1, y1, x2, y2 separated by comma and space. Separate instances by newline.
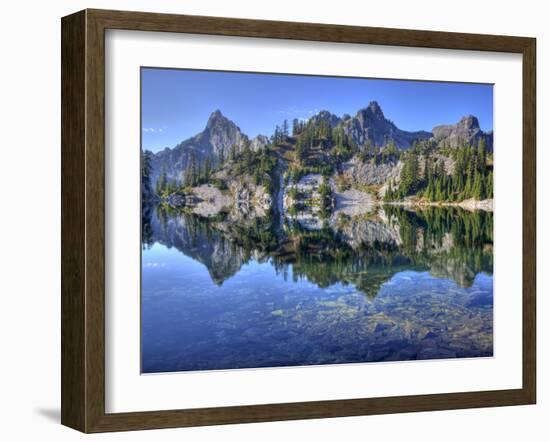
311, 110, 341, 127
202, 110, 247, 152
356, 101, 386, 123
201, 110, 247, 158
341, 101, 430, 148
458, 115, 480, 130
206, 109, 228, 128
432, 115, 491, 150
367, 100, 383, 116
149, 110, 249, 186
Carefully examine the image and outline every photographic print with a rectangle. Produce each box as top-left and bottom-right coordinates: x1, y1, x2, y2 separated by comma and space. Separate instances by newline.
140, 68, 494, 374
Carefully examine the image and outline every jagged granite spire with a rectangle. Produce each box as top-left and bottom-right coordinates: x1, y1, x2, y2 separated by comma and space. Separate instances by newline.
432, 115, 492, 149
206, 109, 225, 127
341, 101, 430, 148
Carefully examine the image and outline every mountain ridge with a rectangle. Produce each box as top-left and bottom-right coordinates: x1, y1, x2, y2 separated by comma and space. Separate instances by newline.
147, 103, 493, 186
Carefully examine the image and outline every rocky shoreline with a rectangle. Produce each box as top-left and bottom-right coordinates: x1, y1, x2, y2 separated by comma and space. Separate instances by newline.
383, 198, 493, 212
163, 174, 493, 231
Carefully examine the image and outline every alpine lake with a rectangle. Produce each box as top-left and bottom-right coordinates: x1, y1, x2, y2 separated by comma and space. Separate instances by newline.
141, 194, 493, 374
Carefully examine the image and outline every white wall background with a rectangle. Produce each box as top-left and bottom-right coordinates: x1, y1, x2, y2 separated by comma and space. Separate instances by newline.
0, 0, 547, 440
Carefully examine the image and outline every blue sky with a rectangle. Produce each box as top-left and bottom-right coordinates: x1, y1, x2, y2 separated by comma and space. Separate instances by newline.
141, 68, 493, 153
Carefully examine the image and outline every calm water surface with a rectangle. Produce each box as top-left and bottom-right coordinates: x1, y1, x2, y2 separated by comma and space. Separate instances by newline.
141, 206, 493, 373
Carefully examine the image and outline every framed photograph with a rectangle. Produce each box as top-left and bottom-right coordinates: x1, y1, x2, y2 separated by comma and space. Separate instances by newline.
61, 9, 536, 433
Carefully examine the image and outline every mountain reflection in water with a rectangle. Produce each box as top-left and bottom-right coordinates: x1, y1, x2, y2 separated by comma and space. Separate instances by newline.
141, 205, 493, 373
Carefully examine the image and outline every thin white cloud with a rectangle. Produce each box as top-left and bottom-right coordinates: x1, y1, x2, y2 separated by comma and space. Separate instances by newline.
277, 108, 319, 117
143, 127, 164, 133
144, 262, 167, 268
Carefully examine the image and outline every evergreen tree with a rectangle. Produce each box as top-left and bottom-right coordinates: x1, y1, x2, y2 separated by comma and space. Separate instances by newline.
156, 166, 168, 195
423, 158, 430, 183
477, 137, 487, 173
424, 180, 435, 201
282, 120, 289, 139
463, 174, 472, 200
487, 172, 493, 199
295, 137, 305, 163
472, 172, 485, 200
242, 139, 252, 168
384, 178, 397, 201
398, 151, 420, 196
446, 178, 452, 201
204, 156, 212, 182
184, 151, 198, 187
292, 118, 300, 136
141, 150, 154, 198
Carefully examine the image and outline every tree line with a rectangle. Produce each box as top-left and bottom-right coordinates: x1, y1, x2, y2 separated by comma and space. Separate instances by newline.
384, 138, 492, 202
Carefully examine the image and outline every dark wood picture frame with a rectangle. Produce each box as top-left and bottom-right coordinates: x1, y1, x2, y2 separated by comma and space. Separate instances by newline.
61, 8, 536, 433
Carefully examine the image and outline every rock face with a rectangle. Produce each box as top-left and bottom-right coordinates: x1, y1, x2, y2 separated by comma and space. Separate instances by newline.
340, 101, 432, 149
309, 110, 342, 128
250, 134, 270, 152
341, 156, 402, 187
204, 110, 247, 158
150, 110, 259, 185
207, 158, 273, 223
432, 115, 493, 150
228, 180, 272, 224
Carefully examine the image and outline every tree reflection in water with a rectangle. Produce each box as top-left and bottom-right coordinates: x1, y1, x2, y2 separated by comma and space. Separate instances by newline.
141, 204, 493, 372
